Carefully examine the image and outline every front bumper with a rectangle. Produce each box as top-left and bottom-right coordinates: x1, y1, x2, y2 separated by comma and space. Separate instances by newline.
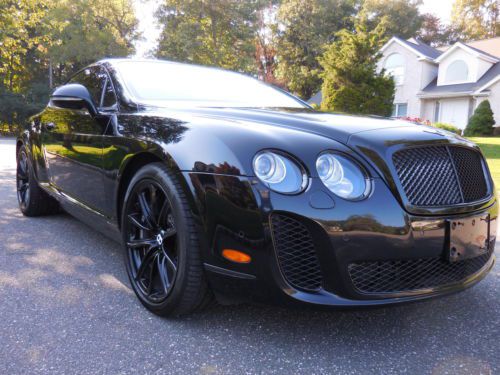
185, 172, 497, 307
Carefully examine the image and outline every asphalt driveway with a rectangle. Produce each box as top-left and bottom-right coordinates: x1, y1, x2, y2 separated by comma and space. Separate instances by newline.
1, 137, 499, 375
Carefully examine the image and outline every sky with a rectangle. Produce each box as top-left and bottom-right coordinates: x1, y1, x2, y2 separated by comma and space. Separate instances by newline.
133, 0, 162, 58
133, 0, 455, 58
420, 0, 454, 24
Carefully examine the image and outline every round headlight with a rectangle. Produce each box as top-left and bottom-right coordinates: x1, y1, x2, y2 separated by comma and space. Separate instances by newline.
253, 151, 307, 194
316, 152, 370, 200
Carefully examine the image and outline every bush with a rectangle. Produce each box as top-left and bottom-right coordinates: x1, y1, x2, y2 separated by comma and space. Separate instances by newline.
399, 116, 431, 125
493, 126, 500, 136
464, 100, 495, 136
432, 122, 462, 135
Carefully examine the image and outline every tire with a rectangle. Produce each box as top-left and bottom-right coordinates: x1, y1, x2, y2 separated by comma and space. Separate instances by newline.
16, 145, 60, 216
121, 163, 213, 317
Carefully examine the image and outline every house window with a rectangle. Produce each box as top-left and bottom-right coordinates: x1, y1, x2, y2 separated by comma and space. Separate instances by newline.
446, 60, 469, 82
384, 53, 405, 86
392, 103, 408, 117
434, 101, 440, 122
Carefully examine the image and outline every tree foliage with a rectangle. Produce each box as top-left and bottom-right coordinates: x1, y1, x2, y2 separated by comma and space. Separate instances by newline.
48, 0, 139, 83
155, 0, 264, 73
464, 100, 495, 136
417, 13, 455, 46
0, 0, 139, 133
319, 16, 395, 116
451, 0, 499, 41
360, 0, 424, 40
274, 0, 358, 99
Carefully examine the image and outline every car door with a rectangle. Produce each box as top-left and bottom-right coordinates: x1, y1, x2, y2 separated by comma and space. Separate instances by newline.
40, 66, 113, 212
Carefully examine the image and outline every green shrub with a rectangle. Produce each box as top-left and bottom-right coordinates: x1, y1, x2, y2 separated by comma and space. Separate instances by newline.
432, 122, 462, 135
464, 100, 495, 136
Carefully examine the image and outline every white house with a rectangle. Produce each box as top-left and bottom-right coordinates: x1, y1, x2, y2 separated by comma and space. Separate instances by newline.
377, 36, 500, 129
309, 36, 500, 130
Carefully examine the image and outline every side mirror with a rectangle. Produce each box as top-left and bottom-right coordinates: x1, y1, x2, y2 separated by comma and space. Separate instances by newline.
50, 84, 98, 116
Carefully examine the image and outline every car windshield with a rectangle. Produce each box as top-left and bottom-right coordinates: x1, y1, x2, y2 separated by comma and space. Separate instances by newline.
115, 60, 307, 108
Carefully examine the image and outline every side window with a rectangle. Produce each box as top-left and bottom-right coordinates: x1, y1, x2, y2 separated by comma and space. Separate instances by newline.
101, 78, 117, 108
70, 66, 107, 107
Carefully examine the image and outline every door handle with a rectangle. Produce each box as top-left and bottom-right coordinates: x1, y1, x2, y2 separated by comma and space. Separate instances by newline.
45, 122, 56, 131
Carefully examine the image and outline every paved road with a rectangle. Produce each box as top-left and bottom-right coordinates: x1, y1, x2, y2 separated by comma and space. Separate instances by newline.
0, 137, 499, 375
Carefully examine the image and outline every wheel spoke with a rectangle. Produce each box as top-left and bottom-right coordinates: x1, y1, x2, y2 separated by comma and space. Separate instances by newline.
20, 157, 27, 174
127, 213, 151, 231
127, 238, 157, 248
138, 191, 156, 229
149, 184, 159, 217
17, 155, 28, 179
157, 200, 169, 227
145, 253, 158, 295
135, 249, 157, 284
18, 182, 28, 193
157, 254, 170, 294
164, 252, 177, 275
17, 170, 27, 180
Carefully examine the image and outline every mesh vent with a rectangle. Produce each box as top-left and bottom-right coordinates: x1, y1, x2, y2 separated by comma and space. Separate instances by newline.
348, 249, 493, 294
271, 214, 322, 291
393, 146, 489, 207
449, 147, 488, 202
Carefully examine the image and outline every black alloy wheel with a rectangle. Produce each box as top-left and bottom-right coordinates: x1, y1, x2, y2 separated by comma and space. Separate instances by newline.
16, 145, 59, 216
16, 150, 30, 210
125, 179, 178, 303
122, 163, 212, 316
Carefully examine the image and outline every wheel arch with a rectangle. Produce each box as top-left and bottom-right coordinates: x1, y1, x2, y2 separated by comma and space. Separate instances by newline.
115, 150, 197, 229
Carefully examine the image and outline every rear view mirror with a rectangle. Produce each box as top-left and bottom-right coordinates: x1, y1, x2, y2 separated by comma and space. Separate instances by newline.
50, 84, 98, 116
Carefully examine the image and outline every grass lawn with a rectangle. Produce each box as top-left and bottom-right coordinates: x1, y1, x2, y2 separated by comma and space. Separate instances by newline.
468, 137, 500, 194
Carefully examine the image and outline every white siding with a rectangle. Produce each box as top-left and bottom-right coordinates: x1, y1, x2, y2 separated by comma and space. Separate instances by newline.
437, 48, 494, 86
378, 43, 434, 118
420, 61, 438, 89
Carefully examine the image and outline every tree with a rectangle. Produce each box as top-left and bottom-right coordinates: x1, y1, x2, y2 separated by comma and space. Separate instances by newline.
274, 0, 358, 99
451, 0, 499, 41
47, 0, 140, 84
0, 0, 54, 92
0, 0, 139, 134
319, 16, 395, 116
417, 13, 454, 46
155, 0, 263, 73
360, 0, 424, 40
255, 2, 281, 84
464, 100, 495, 136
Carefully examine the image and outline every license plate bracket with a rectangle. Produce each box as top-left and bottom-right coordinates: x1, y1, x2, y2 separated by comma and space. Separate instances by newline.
447, 214, 490, 263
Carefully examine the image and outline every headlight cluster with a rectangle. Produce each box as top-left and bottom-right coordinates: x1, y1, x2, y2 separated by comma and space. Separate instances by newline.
252, 150, 370, 200
253, 151, 307, 194
316, 152, 370, 200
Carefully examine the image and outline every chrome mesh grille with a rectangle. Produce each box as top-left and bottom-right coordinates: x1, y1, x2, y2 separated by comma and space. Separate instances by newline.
393, 146, 488, 206
270, 214, 322, 291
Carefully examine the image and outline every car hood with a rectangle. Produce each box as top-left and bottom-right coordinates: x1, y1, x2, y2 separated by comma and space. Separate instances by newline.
162, 107, 411, 144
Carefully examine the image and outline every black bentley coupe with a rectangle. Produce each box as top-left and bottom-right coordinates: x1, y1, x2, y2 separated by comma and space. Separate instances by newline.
16, 59, 497, 316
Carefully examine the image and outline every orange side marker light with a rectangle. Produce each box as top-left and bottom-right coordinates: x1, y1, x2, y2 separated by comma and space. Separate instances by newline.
222, 249, 252, 263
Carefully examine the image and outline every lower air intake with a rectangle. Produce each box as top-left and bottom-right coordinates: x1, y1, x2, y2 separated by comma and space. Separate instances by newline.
270, 214, 322, 291
348, 249, 493, 294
